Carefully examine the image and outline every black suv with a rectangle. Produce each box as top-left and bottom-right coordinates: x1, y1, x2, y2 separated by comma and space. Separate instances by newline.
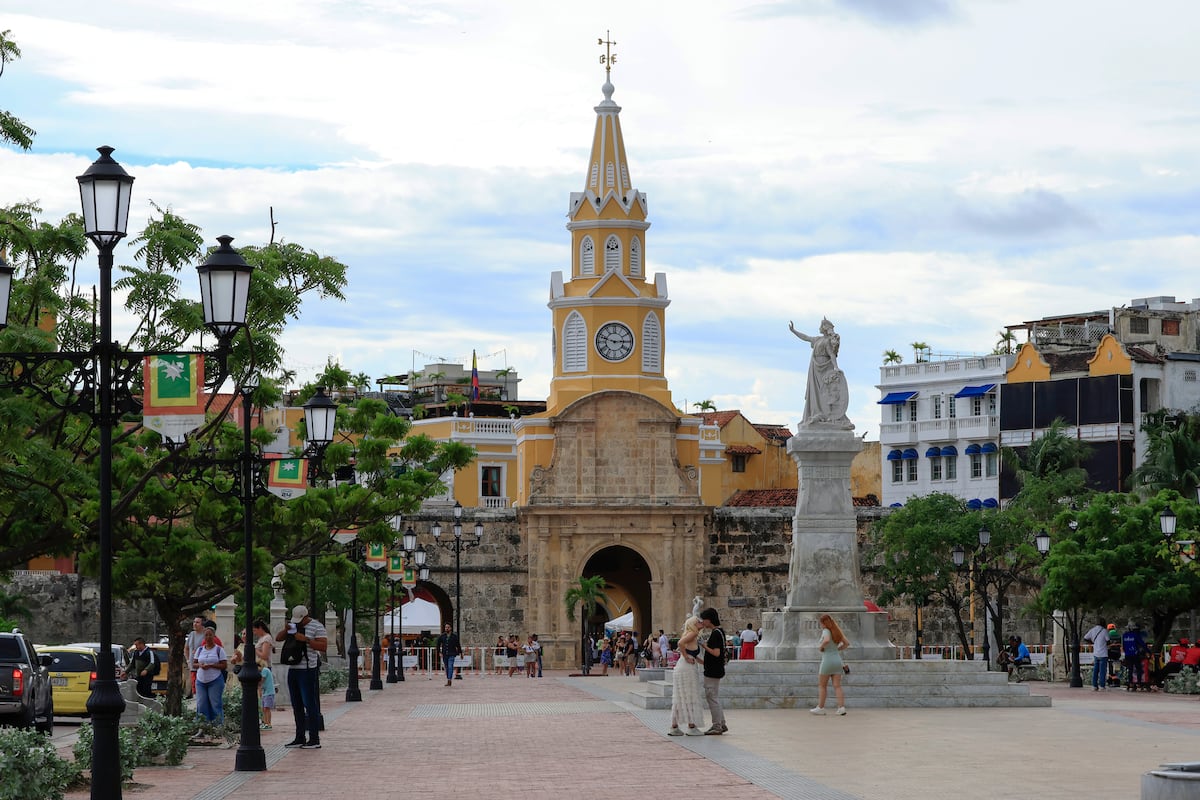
0, 632, 54, 734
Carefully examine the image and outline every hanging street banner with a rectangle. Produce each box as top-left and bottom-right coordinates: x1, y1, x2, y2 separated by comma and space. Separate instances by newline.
366, 542, 387, 570
142, 355, 206, 440
266, 458, 308, 499
388, 554, 416, 586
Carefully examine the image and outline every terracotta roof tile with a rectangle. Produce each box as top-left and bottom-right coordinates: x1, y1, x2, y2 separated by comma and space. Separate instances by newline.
724, 489, 796, 507
752, 424, 793, 443
725, 444, 763, 455
700, 410, 740, 428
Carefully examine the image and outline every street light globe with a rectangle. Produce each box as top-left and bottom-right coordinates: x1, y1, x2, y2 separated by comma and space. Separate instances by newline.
1161, 507, 1179, 539
303, 387, 338, 447
196, 236, 252, 340
76, 146, 134, 248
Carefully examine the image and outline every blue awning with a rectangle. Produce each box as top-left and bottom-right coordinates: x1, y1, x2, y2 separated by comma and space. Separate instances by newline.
965, 443, 982, 455
954, 384, 997, 398
981, 442, 998, 454
925, 447, 942, 458
940, 446, 958, 456
966, 499, 983, 510
889, 502, 903, 508
886, 449, 903, 461
982, 498, 999, 508
901, 448, 919, 460
879, 391, 918, 405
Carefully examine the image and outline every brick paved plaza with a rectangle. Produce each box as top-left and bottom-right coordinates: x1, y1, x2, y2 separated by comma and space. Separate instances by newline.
55, 672, 1200, 800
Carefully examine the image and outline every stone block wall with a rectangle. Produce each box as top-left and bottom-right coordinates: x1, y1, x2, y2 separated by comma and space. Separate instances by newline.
2, 571, 161, 646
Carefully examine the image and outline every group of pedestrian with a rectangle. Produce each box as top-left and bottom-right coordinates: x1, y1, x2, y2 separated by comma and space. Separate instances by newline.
492, 632, 542, 676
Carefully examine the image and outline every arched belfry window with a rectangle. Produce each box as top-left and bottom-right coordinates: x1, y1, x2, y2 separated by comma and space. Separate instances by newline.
580, 237, 595, 276
590, 163, 599, 189
563, 312, 587, 373
604, 235, 621, 273
642, 313, 662, 373
606, 162, 615, 188
629, 237, 642, 277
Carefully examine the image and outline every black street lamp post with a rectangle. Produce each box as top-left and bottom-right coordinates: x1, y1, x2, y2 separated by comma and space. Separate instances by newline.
331, 530, 363, 702
430, 502, 484, 667
386, 519, 423, 683
0, 148, 258, 799
952, 524, 994, 669
234, 377, 265, 772
369, 565, 384, 690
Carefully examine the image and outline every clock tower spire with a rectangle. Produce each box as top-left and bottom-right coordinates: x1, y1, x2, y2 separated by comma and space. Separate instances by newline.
545, 57, 673, 414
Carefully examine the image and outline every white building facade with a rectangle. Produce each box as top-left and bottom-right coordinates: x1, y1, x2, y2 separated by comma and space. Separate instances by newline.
878, 355, 1012, 508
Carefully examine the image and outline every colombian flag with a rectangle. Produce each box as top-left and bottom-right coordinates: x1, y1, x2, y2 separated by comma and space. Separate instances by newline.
470, 350, 480, 402
266, 458, 307, 499
143, 355, 205, 414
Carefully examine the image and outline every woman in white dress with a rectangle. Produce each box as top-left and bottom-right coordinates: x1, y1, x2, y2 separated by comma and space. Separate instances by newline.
811, 613, 850, 716
667, 616, 706, 736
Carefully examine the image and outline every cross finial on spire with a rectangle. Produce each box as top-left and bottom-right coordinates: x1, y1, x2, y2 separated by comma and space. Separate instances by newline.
598, 30, 617, 78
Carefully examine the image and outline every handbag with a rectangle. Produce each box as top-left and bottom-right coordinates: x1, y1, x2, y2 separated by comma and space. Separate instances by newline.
279, 633, 307, 666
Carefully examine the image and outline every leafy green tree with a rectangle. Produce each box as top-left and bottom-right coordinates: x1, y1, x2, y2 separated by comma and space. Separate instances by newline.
564, 575, 609, 671
0, 202, 476, 714
868, 494, 977, 656
0, 31, 35, 150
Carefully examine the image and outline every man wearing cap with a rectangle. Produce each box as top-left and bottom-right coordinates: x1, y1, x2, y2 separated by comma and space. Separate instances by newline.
276, 605, 327, 749
1085, 622, 1110, 691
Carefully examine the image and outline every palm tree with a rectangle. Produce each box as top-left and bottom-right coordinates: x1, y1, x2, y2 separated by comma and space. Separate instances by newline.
564, 575, 610, 674
1129, 411, 1200, 498
350, 372, 372, 392
693, 400, 716, 412
882, 349, 902, 365
910, 342, 930, 363
995, 330, 1018, 355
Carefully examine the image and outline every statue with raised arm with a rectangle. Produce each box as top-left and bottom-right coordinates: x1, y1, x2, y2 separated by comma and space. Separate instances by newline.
789, 318, 852, 429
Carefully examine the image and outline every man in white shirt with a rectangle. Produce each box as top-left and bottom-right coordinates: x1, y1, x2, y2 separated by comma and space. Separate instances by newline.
740, 623, 759, 660
185, 617, 206, 698
276, 605, 328, 749
1085, 622, 1109, 691
657, 630, 670, 667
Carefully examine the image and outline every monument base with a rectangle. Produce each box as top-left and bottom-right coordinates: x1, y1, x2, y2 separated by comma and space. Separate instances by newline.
628, 658, 1051, 710
754, 608, 894, 661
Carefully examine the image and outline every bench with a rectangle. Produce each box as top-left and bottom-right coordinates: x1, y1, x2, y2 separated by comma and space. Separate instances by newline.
1013, 652, 1045, 681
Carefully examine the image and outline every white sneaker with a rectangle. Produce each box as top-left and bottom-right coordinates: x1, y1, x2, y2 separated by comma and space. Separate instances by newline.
836, 707, 847, 716
685, 727, 704, 736
809, 707, 825, 715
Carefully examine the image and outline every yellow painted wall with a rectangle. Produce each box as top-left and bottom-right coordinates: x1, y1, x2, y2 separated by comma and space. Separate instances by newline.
1088, 334, 1133, 376
1006, 342, 1052, 383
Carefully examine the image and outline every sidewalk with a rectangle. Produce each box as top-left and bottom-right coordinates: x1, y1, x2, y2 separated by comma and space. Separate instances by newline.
63, 672, 1200, 800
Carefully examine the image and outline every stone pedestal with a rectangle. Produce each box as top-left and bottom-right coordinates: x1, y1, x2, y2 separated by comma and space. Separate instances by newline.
755, 426, 893, 661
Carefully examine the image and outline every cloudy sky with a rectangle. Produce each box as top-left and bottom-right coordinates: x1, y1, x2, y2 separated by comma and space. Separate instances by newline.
4, 0, 1200, 437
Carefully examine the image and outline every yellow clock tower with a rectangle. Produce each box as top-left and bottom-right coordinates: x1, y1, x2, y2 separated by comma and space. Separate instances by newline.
544, 73, 672, 414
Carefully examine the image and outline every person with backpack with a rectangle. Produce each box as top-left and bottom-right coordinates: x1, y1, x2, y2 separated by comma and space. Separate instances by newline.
276, 604, 328, 748
128, 637, 158, 698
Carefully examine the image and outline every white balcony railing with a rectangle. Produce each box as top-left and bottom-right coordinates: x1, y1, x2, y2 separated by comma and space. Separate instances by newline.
480, 496, 510, 509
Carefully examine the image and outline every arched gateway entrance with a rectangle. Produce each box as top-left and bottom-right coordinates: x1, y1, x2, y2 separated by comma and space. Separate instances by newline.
583, 546, 652, 638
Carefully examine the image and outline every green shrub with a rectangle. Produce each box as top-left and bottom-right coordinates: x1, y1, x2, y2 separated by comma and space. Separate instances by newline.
1166, 670, 1200, 694
72, 723, 138, 784
0, 727, 79, 800
320, 667, 347, 693
135, 711, 192, 765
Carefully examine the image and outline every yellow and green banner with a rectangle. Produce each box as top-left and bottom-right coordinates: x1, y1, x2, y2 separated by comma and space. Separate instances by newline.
266, 458, 307, 500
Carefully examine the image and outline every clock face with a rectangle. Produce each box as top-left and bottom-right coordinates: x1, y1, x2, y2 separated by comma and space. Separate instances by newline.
595, 322, 634, 362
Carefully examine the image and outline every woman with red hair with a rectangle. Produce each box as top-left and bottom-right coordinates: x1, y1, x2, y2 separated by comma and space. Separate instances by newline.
810, 614, 850, 716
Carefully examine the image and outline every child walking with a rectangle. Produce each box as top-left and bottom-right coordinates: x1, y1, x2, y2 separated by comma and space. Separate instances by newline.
258, 658, 275, 729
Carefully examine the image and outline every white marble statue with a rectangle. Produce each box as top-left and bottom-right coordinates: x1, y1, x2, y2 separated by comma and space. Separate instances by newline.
789, 318, 852, 429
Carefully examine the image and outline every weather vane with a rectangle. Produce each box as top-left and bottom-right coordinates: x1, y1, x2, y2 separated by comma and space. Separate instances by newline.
598, 30, 617, 78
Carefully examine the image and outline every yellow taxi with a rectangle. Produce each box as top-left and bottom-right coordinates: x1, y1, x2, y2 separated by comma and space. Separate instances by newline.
38, 645, 97, 716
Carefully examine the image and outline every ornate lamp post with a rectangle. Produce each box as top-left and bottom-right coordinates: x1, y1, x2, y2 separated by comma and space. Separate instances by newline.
0, 148, 255, 798
234, 375, 266, 772
386, 519, 424, 683
330, 529, 363, 702
430, 502, 484, 665
952, 524, 993, 669
367, 554, 385, 690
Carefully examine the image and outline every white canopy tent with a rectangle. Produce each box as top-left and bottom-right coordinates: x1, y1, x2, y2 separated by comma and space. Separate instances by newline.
605, 611, 635, 631
380, 597, 442, 634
